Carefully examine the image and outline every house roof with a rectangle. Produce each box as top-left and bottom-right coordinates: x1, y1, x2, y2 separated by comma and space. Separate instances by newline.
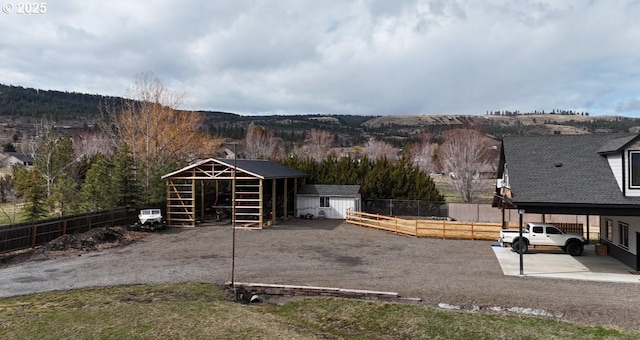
162, 158, 307, 180
499, 133, 640, 214
596, 134, 640, 154
297, 184, 361, 197
4, 152, 33, 163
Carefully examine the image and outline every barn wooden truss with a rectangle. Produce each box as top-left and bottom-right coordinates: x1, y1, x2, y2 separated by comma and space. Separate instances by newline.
161, 158, 306, 229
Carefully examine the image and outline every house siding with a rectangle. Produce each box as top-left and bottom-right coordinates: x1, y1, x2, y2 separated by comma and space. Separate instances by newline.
600, 215, 640, 270
296, 196, 360, 219
606, 154, 623, 191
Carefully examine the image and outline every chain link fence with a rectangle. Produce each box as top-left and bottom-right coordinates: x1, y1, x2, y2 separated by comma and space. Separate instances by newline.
363, 199, 448, 219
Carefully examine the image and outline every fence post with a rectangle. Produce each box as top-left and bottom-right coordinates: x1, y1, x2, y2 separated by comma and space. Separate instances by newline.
31, 225, 37, 249
61, 220, 67, 236
471, 222, 475, 240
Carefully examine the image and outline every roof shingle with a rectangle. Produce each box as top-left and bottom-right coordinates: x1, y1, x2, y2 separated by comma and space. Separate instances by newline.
297, 184, 361, 197
502, 133, 640, 206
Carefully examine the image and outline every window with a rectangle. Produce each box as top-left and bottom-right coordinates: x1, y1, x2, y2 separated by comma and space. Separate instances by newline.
532, 226, 543, 233
630, 151, 640, 187
605, 219, 613, 241
618, 222, 629, 249
320, 197, 330, 208
546, 227, 562, 234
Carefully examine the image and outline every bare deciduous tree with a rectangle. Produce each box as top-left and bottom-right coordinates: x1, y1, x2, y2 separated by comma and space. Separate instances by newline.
104, 72, 223, 202
297, 129, 334, 161
410, 132, 437, 174
363, 138, 397, 161
244, 122, 284, 160
27, 119, 79, 199
439, 127, 494, 203
73, 130, 113, 159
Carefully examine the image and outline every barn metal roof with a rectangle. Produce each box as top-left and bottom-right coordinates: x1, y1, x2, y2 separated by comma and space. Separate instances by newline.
161, 158, 307, 180
215, 158, 307, 179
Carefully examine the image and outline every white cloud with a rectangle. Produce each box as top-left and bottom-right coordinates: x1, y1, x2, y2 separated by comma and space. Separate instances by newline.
1, 0, 639, 116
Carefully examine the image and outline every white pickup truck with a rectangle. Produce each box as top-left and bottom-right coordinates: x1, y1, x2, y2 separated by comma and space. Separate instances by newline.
499, 223, 587, 256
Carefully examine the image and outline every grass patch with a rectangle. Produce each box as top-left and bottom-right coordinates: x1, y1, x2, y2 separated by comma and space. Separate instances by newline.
431, 176, 495, 203
0, 202, 24, 225
0, 283, 637, 339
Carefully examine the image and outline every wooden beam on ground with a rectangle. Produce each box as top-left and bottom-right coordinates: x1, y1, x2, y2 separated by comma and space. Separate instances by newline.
227, 282, 420, 302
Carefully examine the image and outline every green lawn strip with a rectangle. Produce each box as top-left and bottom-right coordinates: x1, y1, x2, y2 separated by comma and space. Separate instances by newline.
271, 297, 636, 340
0, 284, 636, 340
0, 283, 314, 340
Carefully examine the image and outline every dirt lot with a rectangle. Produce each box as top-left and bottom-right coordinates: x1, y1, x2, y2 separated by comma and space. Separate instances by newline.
2, 219, 640, 330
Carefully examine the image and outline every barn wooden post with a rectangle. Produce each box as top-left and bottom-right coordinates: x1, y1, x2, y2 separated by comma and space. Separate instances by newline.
259, 179, 264, 228
192, 178, 196, 227
293, 178, 298, 217
283, 178, 288, 220
166, 179, 171, 226
200, 180, 205, 222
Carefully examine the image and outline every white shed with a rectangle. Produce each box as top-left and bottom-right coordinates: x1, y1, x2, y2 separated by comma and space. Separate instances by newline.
296, 184, 361, 219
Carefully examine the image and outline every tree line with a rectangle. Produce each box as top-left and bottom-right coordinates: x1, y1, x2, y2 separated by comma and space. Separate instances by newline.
0, 84, 107, 118
1, 74, 498, 223
3, 73, 223, 223
280, 156, 443, 202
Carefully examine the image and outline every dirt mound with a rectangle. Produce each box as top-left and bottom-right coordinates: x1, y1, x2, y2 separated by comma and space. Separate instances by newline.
45, 226, 127, 252
0, 226, 147, 267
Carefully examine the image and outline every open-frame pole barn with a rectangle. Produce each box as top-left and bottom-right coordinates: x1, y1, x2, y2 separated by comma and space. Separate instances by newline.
161, 158, 307, 229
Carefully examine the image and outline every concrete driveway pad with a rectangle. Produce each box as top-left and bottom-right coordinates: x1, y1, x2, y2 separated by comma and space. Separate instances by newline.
493, 244, 640, 283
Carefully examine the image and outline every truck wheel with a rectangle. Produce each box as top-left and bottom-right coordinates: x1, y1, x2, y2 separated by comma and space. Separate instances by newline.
566, 242, 584, 256
512, 240, 528, 254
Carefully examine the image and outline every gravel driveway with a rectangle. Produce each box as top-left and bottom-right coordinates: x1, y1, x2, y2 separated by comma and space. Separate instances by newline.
2, 219, 640, 330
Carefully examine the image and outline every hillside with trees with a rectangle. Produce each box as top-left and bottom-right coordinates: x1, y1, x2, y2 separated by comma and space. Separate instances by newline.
4, 83, 640, 149
3, 81, 640, 222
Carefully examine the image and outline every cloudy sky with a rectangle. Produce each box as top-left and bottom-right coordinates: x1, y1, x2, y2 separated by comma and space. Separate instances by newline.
2, 1, 640, 116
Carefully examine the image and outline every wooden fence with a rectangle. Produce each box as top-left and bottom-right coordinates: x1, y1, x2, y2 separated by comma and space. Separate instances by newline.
0, 208, 133, 255
346, 210, 502, 241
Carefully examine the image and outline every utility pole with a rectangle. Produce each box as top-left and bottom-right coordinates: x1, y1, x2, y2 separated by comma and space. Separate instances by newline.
231, 143, 237, 292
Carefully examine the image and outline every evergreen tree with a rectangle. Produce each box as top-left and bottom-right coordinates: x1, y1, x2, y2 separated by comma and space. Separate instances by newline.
81, 154, 119, 212
2, 142, 16, 152
112, 145, 141, 210
13, 166, 48, 221
49, 173, 81, 215
280, 155, 442, 202
147, 160, 178, 205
